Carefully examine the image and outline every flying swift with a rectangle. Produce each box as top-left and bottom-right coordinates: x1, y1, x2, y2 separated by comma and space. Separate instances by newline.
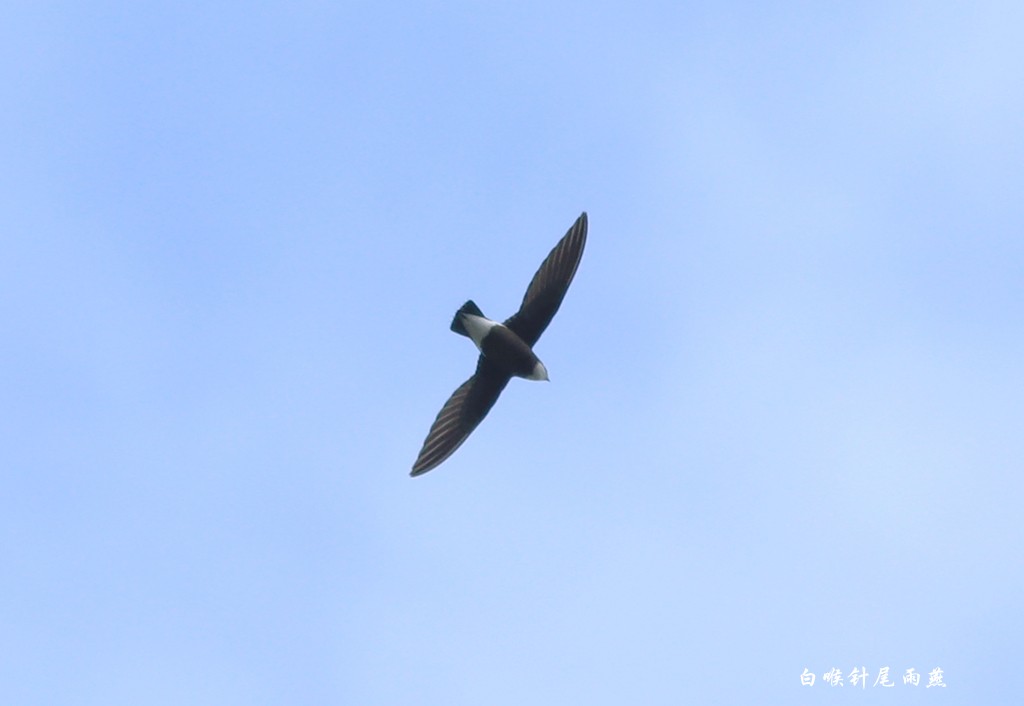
410, 212, 588, 476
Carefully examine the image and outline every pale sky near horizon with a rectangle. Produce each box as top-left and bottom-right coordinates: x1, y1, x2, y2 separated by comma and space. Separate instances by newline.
3, 2, 1022, 704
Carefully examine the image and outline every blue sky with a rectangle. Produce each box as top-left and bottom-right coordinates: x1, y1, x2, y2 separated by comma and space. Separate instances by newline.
2, 2, 1022, 704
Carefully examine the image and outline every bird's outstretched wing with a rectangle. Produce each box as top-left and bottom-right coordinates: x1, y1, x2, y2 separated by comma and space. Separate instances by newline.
504, 212, 587, 347
410, 356, 511, 476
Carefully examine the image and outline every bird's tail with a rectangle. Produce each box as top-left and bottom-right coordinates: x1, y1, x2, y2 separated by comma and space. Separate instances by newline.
450, 300, 484, 337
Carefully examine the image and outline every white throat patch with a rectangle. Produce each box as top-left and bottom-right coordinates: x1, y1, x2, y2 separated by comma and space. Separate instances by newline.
526, 360, 549, 381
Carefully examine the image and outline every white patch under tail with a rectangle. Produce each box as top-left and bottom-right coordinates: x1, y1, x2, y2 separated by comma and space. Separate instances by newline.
460, 314, 500, 351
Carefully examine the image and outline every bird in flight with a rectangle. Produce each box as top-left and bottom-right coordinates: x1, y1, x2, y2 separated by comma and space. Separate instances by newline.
411, 212, 588, 476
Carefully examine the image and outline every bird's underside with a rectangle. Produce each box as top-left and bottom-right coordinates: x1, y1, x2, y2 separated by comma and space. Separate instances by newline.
410, 212, 588, 476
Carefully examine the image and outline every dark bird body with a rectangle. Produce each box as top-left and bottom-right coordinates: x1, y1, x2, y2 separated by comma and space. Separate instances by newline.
411, 213, 588, 476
